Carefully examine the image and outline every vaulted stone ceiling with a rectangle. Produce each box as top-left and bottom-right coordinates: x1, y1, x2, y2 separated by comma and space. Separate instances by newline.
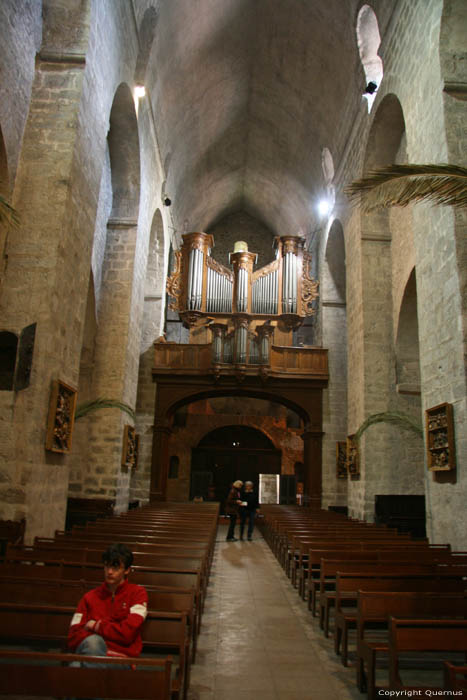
140, 0, 371, 238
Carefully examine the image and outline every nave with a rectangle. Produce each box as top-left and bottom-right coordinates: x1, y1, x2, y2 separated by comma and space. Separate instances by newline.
188, 523, 355, 700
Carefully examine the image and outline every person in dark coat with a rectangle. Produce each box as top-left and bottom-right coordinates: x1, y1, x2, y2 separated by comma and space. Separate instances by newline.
239, 481, 259, 541
225, 480, 243, 541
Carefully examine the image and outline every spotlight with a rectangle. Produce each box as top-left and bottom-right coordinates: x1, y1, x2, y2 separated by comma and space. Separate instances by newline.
365, 81, 378, 95
135, 85, 146, 98
318, 199, 331, 218
163, 196, 172, 207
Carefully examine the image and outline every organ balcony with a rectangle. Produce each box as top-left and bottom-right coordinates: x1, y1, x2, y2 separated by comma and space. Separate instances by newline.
157, 233, 328, 384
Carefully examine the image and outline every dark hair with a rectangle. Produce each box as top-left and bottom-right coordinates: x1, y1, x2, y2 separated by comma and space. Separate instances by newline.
102, 543, 133, 569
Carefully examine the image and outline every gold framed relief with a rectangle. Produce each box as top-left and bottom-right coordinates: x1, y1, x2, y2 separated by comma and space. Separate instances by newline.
122, 424, 138, 470
45, 380, 77, 453
346, 434, 360, 480
336, 441, 347, 479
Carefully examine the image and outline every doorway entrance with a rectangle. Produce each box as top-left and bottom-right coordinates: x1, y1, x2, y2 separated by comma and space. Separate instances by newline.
190, 425, 281, 510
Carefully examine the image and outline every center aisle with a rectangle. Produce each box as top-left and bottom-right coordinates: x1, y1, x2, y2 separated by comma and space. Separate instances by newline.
188, 522, 359, 700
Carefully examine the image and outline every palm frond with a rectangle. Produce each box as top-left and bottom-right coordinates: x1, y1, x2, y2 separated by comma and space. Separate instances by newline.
75, 398, 135, 421
345, 163, 467, 212
354, 411, 423, 444
0, 194, 20, 228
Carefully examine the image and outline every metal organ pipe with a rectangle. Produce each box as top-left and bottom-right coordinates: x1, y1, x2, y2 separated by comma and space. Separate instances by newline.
197, 249, 204, 309
187, 249, 195, 309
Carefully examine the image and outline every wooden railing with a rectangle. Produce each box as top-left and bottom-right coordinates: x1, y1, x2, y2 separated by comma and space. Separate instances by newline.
153, 341, 328, 381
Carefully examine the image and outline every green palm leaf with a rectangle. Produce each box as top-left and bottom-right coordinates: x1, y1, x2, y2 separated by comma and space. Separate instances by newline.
75, 398, 135, 421
0, 194, 20, 227
354, 411, 423, 444
345, 163, 467, 212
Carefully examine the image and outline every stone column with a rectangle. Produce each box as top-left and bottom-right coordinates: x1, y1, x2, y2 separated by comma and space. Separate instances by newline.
87, 218, 139, 512
0, 2, 93, 539
302, 427, 323, 508
150, 419, 172, 501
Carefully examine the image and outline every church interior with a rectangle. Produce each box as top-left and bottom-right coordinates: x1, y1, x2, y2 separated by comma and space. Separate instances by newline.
0, 0, 466, 696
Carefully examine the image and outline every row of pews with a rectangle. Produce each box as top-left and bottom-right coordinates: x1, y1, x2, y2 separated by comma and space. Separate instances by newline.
257, 505, 467, 699
0, 501, 219, 699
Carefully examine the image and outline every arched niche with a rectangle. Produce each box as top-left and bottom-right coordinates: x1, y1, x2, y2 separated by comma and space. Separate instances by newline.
134, 6, 160, 85
145, 209, 165, 298
321, 147, 336, 214
356, 4, 383, 111
362, 93, 406, 241
395, 269, 420, 393
324, 219, 346, 304
0, 124, 9, 197
107, 83, 141, 220
0, 124, 11, 264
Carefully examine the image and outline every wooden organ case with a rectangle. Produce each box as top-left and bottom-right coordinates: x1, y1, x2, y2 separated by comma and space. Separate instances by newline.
152, 232, 328, 505
166, 232, 320, 363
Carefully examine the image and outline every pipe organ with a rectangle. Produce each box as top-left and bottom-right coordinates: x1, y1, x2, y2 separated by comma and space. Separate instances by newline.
166, 232, 319, 366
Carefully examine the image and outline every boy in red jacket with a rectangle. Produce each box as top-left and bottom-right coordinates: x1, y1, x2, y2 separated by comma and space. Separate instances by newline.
68, 543, 148, 660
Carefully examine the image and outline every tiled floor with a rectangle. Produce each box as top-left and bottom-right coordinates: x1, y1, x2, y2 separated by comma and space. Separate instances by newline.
188, 523, 360, 700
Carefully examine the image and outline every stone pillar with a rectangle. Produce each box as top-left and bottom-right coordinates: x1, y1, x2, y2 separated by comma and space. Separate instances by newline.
302, 427, 323, 508
87, 218, 139, 511
0, 2, 92, 539
150, 419, 172, 501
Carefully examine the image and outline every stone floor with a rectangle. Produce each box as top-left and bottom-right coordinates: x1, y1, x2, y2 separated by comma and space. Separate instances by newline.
188, 523, 361, 700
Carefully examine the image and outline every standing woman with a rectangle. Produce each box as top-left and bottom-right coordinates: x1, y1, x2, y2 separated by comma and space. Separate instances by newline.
225, 480, 243, 541
239, 481, 259, 541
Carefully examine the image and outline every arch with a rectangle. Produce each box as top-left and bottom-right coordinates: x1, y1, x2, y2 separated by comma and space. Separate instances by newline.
395, 269, 420, 392
362, 94, 406, 242
365, 94, 406, 171
198, 424, 276, 450
0, 124, 10, 264
324, 219, 346, 304
356, 4, 383, 111
0, 330, 18, 390
145, 209, 165, 298
320, 147, 336, 215
134, 6, 160, 85
191, 424, 282, 505
0, 124, 9, 197
107, 83, 141, 220
165, 387, 312, 426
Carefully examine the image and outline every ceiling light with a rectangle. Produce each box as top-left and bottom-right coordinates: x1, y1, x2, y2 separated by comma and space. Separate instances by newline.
318, 199, 331, 218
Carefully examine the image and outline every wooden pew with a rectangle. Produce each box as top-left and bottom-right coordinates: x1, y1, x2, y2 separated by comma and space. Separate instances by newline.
0, 574, 199, 662
388, 618, 467, 694
303, 543, 456, 605
289, 530, 413, 585
0, 602, 190, 699
312, 559, 440, 620
0, 560, 203, 633
355, 591, 467, 700
443, 661, 467, 694
293, 537, 430, 594
311, 554, 467, 616
0, 650, 172, 699
5, 544, 210, 593
330, 571, 467, 646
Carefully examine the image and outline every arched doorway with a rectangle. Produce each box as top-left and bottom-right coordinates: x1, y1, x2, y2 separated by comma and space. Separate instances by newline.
190, 425, 281, 508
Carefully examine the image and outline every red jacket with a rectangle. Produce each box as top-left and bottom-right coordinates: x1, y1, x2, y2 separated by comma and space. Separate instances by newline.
68, 579, 148, 657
